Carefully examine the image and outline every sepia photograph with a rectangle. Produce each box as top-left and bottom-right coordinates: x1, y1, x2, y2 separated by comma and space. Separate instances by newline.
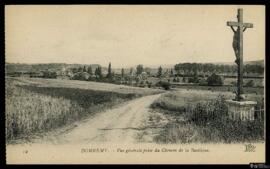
5, 5, 265, 164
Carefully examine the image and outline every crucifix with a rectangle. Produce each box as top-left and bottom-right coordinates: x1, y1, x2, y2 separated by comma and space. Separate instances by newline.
227, 8, 253, 101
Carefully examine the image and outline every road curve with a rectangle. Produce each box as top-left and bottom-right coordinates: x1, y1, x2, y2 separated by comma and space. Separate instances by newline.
39, 94, 161, 144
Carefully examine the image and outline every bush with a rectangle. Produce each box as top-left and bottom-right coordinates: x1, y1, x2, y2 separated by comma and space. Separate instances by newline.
43, 71, 57, 79
207, 73, 223, 86
185, 95, 228, 125
156, 81, 171, 90
72, 72, 90, 81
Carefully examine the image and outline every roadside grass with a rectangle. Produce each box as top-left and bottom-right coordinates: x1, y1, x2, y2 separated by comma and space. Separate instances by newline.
5, 78, 141, 143
151, 89, 264, 143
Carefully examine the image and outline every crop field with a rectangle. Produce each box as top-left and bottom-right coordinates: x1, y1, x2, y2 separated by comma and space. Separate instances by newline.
5, 77, 163, 143
12, 77, 163, 95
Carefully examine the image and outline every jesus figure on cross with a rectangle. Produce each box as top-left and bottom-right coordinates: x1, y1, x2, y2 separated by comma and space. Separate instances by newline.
230, 14, 248, 65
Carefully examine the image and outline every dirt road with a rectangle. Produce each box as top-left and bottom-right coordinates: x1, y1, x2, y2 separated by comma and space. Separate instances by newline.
36, 94, 162, 144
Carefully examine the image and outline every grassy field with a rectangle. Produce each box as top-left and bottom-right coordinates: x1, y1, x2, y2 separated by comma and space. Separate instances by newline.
146, 76, 264, 87
223, 77, 264, 87
6, 77, 163, 143
150, 89, 264, 143
172, 85, 264, 95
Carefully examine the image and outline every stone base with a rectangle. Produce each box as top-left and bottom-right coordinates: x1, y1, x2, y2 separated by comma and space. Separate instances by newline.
225, 100, 257, 121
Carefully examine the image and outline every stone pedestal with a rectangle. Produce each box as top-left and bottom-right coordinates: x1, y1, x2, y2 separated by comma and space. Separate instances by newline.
225, 100, 257, 121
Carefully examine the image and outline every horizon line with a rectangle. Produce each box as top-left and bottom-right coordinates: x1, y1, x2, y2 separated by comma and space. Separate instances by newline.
5, 59, 264, 68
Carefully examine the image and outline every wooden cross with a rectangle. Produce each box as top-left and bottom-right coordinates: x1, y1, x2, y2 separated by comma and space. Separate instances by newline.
227, 8, 253, 101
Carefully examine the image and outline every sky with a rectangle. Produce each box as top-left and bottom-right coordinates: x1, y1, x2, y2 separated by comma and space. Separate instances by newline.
5, 5, 265, 68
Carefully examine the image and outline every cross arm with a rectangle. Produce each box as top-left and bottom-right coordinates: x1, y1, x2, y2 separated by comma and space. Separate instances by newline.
227, 21, 253, 28
244, 23, 253, 28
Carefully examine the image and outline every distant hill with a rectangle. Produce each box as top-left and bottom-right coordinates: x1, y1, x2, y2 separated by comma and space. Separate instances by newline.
5, 63, 102, 73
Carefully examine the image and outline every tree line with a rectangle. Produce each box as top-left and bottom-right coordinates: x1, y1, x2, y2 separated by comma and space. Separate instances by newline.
174, 63, 264, 75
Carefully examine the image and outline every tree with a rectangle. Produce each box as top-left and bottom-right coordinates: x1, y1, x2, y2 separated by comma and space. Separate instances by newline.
78, 67, 83, 73
95, 66, 103, 79
72, 68, 78, 73
72, 72, 89, 81
174, 64, 181, 75
170, 69, 174, 77
121, 68, 125, 78
130, 68, 134, 75
83, 66, 87, 72
189, 70, 199, 83
207, 73, 223, 86
107, 62, 112, 79
136, 65, 144, 75
173, 62, 258, 77
244, 64, 264, 75
188, 73, 199, 83
157, 66, 163, 78
87, 66, 93, 75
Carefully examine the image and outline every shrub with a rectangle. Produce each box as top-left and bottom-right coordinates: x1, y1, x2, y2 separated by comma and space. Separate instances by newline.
156, 81, 171, 90
43, 71, 57, 79
185, 95, 228, 125
207, 73, 223, 86
72, 72, 90, 81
